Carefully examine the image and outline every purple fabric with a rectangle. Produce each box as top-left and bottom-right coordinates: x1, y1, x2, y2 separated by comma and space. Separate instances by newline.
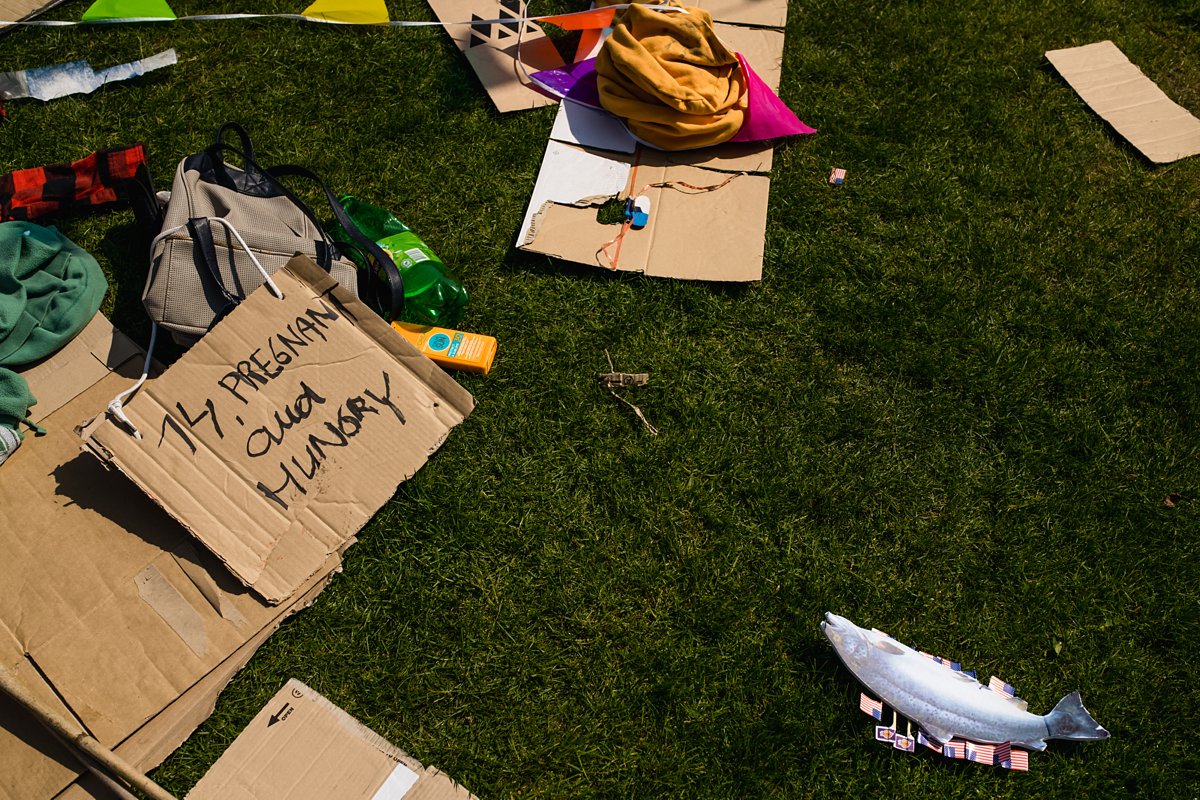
530, 58, 603, 108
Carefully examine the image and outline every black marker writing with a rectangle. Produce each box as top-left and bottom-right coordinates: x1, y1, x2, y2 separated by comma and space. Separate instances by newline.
245, 381, 327, 458
218, 300, 340, 404
256, 370, 407, 510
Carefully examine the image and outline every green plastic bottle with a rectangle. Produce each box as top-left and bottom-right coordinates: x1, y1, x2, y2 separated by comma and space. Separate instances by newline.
336, 195, 469, 327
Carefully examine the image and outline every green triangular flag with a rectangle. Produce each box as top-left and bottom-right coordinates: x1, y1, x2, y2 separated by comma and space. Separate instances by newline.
81, 0, 177, 21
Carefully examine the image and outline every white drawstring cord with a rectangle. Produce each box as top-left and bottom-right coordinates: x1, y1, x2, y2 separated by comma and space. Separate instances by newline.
106, 322, 158, 440
110, 215, 285, 438
205, 216, 284, 300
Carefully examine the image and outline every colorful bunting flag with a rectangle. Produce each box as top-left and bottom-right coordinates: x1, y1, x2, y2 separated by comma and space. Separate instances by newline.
301, 0, 389, 24
541, 6, 615, 30
80, 0, 176, 21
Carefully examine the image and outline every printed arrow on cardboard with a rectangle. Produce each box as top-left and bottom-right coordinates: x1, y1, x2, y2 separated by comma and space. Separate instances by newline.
267, 702, 292, 727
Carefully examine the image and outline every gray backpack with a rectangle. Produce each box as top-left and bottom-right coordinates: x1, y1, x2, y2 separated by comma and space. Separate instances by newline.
143, 123, 403, 344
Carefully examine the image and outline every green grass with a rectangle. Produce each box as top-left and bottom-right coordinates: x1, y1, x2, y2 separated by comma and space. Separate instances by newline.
4, 0, 1200, 796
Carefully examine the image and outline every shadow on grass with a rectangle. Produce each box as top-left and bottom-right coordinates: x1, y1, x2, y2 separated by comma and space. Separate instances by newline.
499, 237, 755, 303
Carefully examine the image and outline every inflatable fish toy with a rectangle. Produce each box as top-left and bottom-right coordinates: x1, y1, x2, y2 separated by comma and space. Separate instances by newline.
822, 612, 1109, 766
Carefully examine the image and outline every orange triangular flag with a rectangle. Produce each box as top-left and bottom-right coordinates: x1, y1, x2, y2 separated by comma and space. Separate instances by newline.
301, 0, 389, 24
542, 6, 617, 31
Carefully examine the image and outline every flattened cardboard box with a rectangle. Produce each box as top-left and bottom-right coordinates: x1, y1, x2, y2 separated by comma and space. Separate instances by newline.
427, 0, 564, 112
517, 5, 790, 281
50, 570, 335, 800
519, 141, 771, 280
0, 314, 341, 800
187, 679, 478, 800
85, 255, 475, 606
1047, 40, 1200, 163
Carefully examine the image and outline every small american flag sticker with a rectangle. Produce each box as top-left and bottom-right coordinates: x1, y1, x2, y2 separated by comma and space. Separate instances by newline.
859, 693, 883, 719
942, 740, 967, 759
965, 742, 996, 765
829, 167, 847, 185
994, 742, 1030, 771
917, 731, 943, 752
989, 676, 1016, 697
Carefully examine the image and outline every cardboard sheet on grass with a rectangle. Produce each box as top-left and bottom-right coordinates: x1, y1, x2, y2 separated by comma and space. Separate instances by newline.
0, 0, 66, 30
84, 255, 475, 606
0, 314, 340, 800
427, 0, 565, 112
187, 679, 477, 800
517, 4, 788, 282
1047, 40, 1200, 163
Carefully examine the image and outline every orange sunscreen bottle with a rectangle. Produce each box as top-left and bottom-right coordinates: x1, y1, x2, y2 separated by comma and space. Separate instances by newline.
391, 322, 497, 375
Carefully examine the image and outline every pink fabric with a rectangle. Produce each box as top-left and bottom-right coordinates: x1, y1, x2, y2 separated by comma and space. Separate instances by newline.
730, 53, 816, 142
530, 53, 816, 146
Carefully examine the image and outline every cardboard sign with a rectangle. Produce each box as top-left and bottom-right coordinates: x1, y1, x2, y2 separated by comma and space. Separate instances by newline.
1046, 40, 1200, 163
427, 0, 564, 112
187, 679, 478, 800
0, 313, 343, 800
85, 256, 474, 605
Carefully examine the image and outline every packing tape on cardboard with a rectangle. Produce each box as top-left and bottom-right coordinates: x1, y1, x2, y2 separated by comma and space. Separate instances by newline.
135, 565, 209, 658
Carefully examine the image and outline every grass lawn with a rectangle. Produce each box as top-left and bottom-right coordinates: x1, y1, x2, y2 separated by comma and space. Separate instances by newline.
3, 0, 1199, 796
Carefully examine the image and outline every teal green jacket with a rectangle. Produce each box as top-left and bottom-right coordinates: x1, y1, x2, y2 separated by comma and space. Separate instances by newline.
0, 222, 108, 437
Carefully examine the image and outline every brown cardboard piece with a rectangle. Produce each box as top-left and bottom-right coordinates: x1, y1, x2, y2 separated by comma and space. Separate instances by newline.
0, 0, 66, 31
520, 141, 770, 280
427, 0, 564, 112
517, 2, 792, 281
84, 255, 475, 606
48, 571, 335, 800
1046, 40, 1200, 163
0, 314, 343, 800
688, 0, 788, 28
187, 679, 478, 800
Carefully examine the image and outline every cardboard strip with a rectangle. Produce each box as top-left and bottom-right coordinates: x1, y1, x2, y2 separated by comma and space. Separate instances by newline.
1046, 40, 1200, 163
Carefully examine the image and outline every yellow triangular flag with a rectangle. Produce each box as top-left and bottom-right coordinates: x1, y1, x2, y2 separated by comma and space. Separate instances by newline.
301, 0, 389, 24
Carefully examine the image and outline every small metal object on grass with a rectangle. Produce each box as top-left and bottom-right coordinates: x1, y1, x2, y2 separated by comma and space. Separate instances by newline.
599, 350, 657, 435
